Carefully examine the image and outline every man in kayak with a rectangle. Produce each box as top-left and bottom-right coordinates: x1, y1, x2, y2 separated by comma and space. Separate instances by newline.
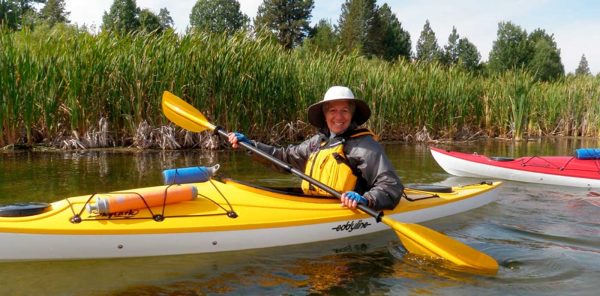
228, 86, 404, 211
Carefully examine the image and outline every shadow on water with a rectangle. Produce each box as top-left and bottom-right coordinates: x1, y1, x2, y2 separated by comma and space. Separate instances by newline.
1, 138, 600, 295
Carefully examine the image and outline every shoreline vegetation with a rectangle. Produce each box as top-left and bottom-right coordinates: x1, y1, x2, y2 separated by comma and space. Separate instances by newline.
1, 27, 599, 150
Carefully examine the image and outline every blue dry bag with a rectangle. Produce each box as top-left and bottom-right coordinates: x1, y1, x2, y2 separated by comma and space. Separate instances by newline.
575, 148, 600, 160
162, 164, 220, 184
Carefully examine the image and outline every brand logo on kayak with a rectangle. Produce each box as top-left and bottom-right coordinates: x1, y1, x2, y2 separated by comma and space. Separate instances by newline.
103, 209, 139, 218
331, 220, 372, 232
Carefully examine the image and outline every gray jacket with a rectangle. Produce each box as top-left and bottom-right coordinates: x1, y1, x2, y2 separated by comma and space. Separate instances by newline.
250, 131, 404, 210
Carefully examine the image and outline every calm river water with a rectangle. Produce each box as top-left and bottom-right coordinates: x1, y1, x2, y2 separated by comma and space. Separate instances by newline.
1, 138, 599, 295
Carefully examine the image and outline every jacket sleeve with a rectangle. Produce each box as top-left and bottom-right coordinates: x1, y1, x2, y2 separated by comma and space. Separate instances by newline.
246, 136, 317, 172
347, 137, 404, 210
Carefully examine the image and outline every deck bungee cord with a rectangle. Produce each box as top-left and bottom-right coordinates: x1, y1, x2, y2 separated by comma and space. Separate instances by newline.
67, 173, 238, 223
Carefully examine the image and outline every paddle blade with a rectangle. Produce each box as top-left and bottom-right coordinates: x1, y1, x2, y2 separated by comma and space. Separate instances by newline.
382, 216, 499, 274
162, 91, 216, 132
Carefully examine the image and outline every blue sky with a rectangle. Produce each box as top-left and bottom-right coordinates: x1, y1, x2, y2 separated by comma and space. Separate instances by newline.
64, 0, 600, 74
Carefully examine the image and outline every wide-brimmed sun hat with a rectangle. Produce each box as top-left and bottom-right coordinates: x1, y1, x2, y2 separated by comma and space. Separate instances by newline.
307, 86, 371, 129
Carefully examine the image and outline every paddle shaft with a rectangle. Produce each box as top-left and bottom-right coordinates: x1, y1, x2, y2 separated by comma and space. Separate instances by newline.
214, 127, 383, 220
161, 91, 499, 273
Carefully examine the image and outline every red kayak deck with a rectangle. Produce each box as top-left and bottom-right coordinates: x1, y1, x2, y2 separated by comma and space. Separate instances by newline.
430, 147, 600, 180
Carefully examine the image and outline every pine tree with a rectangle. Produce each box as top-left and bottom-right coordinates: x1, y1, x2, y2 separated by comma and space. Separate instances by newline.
337, 0, 388, 58
158, 8, 173, 29
456, 37, 481, 71
337, 0, 365, 54
378, 3, 411, 61
415, 20, 441, 63
304, 19, 339, 52
102, 0, 140, 34
442, 26, 459, 65
575, 54, 591, 76
39, 0, 70, 27
361, 0, 382, 57
254, 0, 314, 49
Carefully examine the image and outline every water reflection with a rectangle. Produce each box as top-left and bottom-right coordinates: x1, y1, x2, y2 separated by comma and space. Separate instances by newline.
89, 242, 481, 295
1, 138, 600, 295
0, 150, 226, 203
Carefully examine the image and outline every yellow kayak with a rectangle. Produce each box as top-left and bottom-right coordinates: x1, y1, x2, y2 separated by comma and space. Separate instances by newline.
0, 178, 501, 261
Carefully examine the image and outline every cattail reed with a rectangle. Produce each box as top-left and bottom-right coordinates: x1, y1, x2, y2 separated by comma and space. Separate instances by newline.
1, 27, 599, 148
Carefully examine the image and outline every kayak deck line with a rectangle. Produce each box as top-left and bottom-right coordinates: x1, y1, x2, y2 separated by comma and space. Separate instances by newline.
63, 177, 447, 224
66, 180, 239, 224
514, 155, 600, 176
454, 148, 600, 178
431, 147, 600, 188
0, 179, 500, 235
2, 181, 235, 223
0, 178, 501, 261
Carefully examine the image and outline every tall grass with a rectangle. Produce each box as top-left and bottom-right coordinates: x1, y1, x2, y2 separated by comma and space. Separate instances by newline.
1, 26, 599, 148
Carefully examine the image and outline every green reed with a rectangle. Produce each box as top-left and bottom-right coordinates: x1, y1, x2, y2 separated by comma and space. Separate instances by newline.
1, 27, 599, 148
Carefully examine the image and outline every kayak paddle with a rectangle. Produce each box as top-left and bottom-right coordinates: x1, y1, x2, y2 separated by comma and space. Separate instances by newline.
161, 91, 499, 274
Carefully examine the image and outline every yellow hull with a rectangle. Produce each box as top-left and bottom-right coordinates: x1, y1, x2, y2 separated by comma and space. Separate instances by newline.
0, 179, 501, 261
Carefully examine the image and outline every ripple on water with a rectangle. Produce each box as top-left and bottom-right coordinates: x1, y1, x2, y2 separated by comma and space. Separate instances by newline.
499, 223, 600, 255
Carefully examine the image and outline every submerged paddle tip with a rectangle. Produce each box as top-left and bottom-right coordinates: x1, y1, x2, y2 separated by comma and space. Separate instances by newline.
384, 217, 499, 275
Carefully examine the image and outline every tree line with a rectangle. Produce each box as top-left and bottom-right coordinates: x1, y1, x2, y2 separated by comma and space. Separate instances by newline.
1, 0, 595, 80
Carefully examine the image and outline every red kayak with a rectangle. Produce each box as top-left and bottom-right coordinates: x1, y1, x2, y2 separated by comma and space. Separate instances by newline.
430, 147, 600, 188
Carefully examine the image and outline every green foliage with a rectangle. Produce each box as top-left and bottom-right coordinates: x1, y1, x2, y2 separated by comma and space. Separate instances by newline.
503, 71, 533, 140
488, 21, 532, 73
0, 0, 44, 30
39, 0, 70, 27
527, 29, 564, 81
0, 0, 20, 30
189, 0, 248, 36
360, 0, 383, 57
101, 0, 171, 34
489, 23, 564, 81
440, 26, 480, 72
456, 37, 481, 71
254, 0, 314, 49
337, 0, 363, 53
415, 20, 441, 63
337, 0, 409, 61
139, 8, 162, 33
158, 8, 173, 29
442, 27, 459, 65
337, 0, 381, 57
303, 19, 339, 53
575, 54, 591, 76
2, 28, 600, 147
102, 0, 140, 34
378, 3, 411, 61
